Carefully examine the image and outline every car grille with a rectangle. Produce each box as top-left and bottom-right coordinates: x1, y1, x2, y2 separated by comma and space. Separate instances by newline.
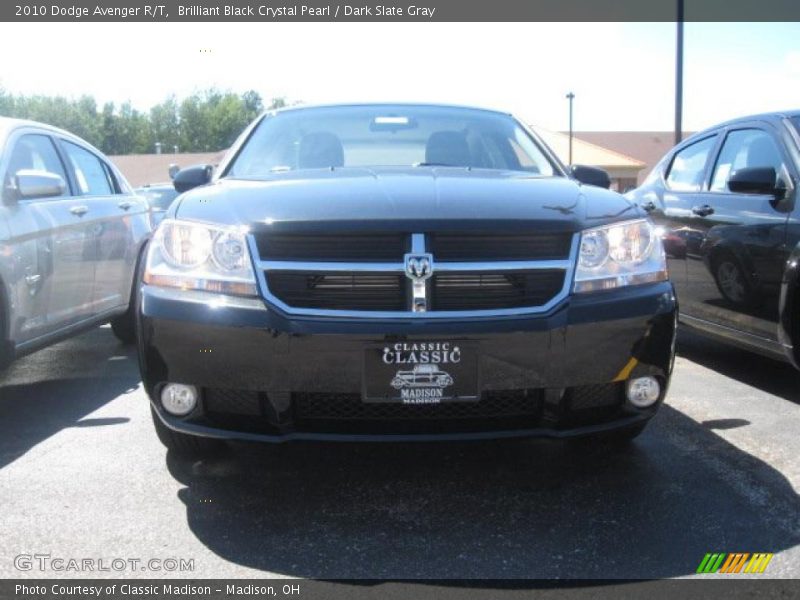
268, 272, 406, 311
431, 270, 565, 310
563, 383, 624, 426
294, 390, 542, 421
196, 385, 625, 436
293, 390, 545, 434
253, 231, 575, 315
567, 383, 622, 411
255, 233, 407, 262
429, 232, 572, 261
205, 388, 261, 415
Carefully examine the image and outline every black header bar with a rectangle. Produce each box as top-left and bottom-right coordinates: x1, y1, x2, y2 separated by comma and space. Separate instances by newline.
3, 0, 800, 22
2, 579, 800, 600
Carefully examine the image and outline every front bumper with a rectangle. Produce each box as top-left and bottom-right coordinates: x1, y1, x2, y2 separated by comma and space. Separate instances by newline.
138, 281, 677, 442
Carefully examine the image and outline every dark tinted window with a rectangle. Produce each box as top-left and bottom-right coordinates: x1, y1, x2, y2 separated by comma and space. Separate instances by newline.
665, 136, 716, 192
227, 105, 557, 177
62, 141, 114, 196
136, 186, 179, 210
4, 134, 69, 196
710, 129, 784, 192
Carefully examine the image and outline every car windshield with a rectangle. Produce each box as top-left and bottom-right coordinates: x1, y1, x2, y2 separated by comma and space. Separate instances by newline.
225, 105, 558, 178
136, 186, 179, 210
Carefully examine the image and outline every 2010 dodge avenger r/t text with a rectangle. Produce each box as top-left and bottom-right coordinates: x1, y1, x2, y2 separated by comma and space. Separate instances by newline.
136, 103, 677, 456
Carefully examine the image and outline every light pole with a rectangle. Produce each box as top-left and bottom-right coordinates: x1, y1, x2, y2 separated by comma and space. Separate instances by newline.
675, 0, 684, 145
566, 92, 575, 166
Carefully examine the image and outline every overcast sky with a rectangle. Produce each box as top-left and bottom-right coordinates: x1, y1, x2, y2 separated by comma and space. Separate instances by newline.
0, 21, 798, 132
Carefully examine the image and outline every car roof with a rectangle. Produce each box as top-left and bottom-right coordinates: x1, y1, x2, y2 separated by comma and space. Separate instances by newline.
263, 102, 514, 118
688, 109, 800, 139
1, 116, 80, 139
0, 116, 108, 155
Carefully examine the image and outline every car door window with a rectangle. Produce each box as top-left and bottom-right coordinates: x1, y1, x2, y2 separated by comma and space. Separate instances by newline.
3, 134, 69, 195
61, 141, 114, 196
665, 136, 717, 192
710, 129, 784, 192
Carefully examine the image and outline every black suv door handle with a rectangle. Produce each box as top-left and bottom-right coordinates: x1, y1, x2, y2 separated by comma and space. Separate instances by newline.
692, 204, 715, 217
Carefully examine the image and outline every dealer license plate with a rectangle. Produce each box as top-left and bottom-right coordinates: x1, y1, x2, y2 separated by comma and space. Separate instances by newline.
363, 341, 478, 403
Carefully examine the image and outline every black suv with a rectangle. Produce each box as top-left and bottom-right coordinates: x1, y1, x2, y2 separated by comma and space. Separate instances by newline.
627, 110, 800, 365
136, 103, 676, 456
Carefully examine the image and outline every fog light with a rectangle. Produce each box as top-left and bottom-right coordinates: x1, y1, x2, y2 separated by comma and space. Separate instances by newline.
626, 376, 660, 408
161, 383, 198, 416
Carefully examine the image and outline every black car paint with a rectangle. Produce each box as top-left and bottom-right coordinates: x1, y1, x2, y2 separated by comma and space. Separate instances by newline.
628, 110, 800, 365
138, 105, 676, 442
173, 168, 637, 232
140, 280, 676, 442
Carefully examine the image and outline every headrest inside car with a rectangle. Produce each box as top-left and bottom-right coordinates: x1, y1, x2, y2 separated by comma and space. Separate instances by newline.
298, 132, 345, 169
425, 131, 471, 167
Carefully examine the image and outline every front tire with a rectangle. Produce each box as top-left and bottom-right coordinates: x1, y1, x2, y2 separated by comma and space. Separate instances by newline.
150, 407, 225, 457
713, 256, 756, 307
111, 311, 136, 344
0, 290, 11, 372
111, 245, 146, 345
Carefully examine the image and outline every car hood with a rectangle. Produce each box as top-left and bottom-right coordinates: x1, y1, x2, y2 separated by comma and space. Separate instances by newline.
173, 167, 640, 234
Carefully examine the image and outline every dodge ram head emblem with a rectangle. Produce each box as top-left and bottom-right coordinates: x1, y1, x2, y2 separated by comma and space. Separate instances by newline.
404, 253, 434, 281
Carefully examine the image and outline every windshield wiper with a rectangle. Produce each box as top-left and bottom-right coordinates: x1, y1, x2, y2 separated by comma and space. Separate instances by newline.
412, 162, 455, 167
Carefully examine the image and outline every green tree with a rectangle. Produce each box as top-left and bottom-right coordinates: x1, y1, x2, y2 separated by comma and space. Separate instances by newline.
0, 87, 273, 155
268, 96, 288, 110
149, 96, 180, 153
178, 88, 265, 152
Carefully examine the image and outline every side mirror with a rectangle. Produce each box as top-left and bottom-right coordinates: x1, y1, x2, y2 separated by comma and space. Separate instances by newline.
728, 167, 778, 196
173, 164, 213, 193
13, 169, 67, 200
570, 164, 611, 189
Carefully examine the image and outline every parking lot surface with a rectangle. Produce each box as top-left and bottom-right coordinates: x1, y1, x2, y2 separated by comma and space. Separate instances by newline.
1, 326, 798, 579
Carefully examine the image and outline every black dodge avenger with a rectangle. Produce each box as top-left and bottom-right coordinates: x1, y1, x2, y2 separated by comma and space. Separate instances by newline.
137, 103, 677, 456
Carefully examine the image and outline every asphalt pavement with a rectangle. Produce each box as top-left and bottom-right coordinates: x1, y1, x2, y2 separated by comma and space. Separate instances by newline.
1, 325, 798, 579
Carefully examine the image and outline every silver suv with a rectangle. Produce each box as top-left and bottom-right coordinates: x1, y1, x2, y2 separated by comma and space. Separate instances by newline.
0, 117, 150, 368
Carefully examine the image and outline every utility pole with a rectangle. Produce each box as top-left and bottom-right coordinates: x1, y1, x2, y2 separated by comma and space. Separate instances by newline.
675, 0, 684, 145
566, 92, 575, 166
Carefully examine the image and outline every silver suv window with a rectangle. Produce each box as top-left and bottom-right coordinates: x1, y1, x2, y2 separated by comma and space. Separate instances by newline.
4, 134, 69, 197
61, 140, 114, 196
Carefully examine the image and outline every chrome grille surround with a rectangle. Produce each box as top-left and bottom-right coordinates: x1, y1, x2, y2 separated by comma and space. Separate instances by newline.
248, 233, 579, 318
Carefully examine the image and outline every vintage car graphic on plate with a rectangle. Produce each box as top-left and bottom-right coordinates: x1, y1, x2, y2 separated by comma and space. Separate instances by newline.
390, 364, 455, 390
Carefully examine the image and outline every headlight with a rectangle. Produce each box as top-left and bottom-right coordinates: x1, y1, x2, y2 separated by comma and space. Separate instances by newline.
143, 219, 257, 296
573, 219, 667, 293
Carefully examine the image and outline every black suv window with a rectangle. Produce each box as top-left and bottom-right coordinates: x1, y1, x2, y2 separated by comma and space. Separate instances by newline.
61, 141, 114, 196
665, 136, 717, 192
4, 134, 69, 196
710, 129, 784, 192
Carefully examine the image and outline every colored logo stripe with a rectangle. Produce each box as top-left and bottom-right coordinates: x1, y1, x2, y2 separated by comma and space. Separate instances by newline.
697, 553, 726, 573
697, 553, 773, 574
720, 553, 749, 573
745, 553, 774, 574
